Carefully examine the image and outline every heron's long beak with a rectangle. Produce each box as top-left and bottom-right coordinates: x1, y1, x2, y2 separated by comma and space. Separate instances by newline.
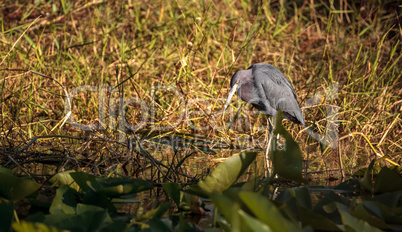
223, 82, 239, 113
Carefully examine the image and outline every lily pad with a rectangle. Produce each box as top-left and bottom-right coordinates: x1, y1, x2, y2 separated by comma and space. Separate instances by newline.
0, 173, 40, 201
189, 152, 257, 197
271, 111, 305, 183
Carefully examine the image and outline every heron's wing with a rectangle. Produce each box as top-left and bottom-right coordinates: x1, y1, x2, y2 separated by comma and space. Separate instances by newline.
253, 64, 296, 95
255, 69, 305, 125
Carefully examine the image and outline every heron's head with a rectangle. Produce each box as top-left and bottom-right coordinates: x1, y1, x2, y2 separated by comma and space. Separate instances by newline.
223, 69, 251, 113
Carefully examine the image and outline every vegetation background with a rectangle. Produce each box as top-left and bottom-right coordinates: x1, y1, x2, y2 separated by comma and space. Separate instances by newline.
0, 0, 401, 181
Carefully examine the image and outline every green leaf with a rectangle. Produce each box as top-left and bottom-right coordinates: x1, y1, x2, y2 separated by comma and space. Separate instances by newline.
361, 160, 375, 193
99, 220, 127, 232
210, 189, 251, 232
210, 191, 239, 226
13, 221, 66, 232
146, 217, 172, 232
39, 205, 110, 232
298, 205, 341, 231
372, 191, 401, 208
0, 202, 14, 231
69, 172, 100, 192
353, 166, 381, 177
0, 173, 40, 201
361, 201, 384, 219
241, 176, 261, 191
49, 170, 80, 191
314, 191, 347, 224
76, 204, 111, 218
334, 179, 360, 193
176, 215, 195, 232
334, 202, 383, 232
82, 190, 116, 214
189, 152, 257, 196
162, 183, 181, 207
352, 202, 390, 230
271, 111, 305, 183
93, 177, 155, 197
0, 167, 13, 175
373, 167, 402, 193
293, 187, 312, 209
69, 172, 154, 197
215, 213, 232, 232
49, 185, 77, 215
239, 191, 303, 232
275, 187, 312, 223
135, 203, 170, 221
238, 210, 272, 232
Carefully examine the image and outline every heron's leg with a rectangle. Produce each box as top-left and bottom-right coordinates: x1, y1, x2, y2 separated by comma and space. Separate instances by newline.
264, 118, 274, 177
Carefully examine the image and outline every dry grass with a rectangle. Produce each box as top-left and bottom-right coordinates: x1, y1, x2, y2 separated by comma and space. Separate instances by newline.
0, 0, 401, 181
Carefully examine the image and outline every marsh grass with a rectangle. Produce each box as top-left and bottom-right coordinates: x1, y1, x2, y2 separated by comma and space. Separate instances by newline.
0, 0, 401, 182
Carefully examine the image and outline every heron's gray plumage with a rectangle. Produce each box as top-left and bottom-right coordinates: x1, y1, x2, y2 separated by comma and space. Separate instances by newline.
226, 63, 305, 125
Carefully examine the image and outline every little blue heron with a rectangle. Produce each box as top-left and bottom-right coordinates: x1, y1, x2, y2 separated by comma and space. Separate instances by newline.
223, 63, 305, 176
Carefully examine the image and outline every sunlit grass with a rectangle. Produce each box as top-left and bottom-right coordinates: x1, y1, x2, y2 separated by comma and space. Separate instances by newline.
0, 0, 400, 181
